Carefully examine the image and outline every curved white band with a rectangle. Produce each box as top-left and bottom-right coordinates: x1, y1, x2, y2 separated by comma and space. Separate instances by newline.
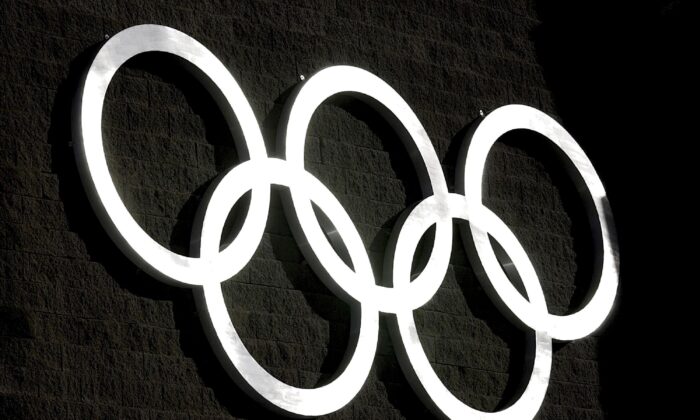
74, 24, 619, 419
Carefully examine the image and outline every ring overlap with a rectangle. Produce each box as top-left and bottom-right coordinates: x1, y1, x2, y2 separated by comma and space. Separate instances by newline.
74, 24, 619, 419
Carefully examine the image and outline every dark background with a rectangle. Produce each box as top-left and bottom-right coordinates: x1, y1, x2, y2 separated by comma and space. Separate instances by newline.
1, 0, 688, 418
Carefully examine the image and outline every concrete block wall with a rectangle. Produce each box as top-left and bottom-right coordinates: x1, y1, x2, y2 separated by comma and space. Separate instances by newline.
1, 1, 632, 418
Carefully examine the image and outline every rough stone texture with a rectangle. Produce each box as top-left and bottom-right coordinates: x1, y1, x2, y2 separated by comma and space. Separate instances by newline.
2, 0, 685, 419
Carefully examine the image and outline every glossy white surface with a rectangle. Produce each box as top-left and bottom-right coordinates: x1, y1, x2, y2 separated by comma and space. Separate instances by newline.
75, 24, 619, 419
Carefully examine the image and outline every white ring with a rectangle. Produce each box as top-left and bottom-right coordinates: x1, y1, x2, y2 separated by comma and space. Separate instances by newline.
74, 24, 269, 287
196, 158, 378, 417
459, 104, 619, 341
279, 66, 453, 313
392, 194, 552, 420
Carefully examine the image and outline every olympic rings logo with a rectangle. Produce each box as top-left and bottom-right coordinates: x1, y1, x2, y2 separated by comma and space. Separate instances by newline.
74, 25, 619, 419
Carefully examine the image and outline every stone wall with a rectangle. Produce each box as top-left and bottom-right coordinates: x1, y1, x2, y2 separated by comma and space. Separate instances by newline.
2, 1, 680, 418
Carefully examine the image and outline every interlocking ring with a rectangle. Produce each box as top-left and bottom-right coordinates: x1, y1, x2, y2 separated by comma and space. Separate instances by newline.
74, 25, 619, 419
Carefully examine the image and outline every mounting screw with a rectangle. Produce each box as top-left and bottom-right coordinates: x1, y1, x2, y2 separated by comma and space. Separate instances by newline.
478, 109, 485, 117
299, 74, 305, 81
104, 34, 110, 40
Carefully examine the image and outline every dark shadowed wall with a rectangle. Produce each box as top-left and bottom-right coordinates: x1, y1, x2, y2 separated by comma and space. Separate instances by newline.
3, 0, 686, 418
